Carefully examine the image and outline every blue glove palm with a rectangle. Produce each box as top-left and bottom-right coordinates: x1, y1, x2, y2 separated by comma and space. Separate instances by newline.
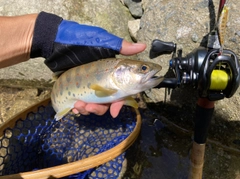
30, 12, 123, 72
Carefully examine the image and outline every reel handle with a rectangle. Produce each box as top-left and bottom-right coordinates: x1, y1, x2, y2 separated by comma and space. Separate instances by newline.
150, 39, 176, 58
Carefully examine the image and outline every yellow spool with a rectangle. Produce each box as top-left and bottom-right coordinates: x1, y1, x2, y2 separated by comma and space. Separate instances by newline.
209, 70, 229, 90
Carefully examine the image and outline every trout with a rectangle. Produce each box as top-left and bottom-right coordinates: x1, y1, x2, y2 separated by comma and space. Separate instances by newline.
51, 58, 163, 120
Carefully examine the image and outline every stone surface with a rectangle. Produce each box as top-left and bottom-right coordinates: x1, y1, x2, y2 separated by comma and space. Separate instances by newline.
128, 19, 141, 41
123, 0, 143, 18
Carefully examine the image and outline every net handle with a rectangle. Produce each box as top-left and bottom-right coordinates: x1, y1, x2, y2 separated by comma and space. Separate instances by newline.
0, 98, 142, 179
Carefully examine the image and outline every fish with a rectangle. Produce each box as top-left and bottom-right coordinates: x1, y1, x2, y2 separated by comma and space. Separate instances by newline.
51, 58, 163, 120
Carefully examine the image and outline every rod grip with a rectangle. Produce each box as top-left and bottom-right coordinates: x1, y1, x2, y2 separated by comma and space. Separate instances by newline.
194, 98, 214, 144
188, 142, 206, 179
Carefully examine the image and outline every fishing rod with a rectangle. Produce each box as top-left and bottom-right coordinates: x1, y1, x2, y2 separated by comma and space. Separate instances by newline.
150, 0, 239, 178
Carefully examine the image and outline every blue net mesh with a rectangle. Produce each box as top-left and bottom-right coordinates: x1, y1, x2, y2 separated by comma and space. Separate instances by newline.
0, 102, 137, 178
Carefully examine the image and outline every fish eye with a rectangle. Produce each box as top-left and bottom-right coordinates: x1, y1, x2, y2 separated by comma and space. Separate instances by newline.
141, 65, 148, 71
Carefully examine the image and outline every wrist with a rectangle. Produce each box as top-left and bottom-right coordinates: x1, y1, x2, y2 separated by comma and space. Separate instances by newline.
0, 14, 38, 68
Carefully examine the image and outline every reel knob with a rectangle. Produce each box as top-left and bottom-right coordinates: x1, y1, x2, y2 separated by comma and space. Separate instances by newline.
150, 39, 176, 58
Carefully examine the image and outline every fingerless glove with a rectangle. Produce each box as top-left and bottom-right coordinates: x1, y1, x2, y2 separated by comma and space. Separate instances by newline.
30, 12, 123, 72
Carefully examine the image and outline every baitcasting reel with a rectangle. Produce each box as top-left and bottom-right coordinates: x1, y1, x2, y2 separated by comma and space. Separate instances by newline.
151, 39, 240, 101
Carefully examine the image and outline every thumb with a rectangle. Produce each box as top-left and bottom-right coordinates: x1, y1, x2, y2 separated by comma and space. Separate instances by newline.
120, 40, 146, 55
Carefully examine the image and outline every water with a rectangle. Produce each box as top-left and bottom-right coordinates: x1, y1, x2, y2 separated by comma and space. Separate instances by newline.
124, 104, 240, 179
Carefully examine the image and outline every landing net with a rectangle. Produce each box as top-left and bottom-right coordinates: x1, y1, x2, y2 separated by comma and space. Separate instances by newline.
0, 99, 141, 179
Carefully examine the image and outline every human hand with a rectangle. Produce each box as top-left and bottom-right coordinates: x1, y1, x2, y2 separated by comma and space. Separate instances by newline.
30, 12, 146, 118
31, 12, 146, 72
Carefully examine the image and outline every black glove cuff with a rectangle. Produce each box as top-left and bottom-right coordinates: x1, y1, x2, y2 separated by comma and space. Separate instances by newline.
30, 11, 63, 58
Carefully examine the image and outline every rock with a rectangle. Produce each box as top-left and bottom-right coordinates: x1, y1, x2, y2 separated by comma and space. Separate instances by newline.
236, 31, 240, 37
191, 33, 199, 43
119, 0, 125, 5
141, 0, 148, 11
124, 0, 143, 18
128, 19, 141, 41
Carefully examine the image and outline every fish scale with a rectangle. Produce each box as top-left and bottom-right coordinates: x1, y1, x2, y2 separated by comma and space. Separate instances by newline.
51, 58, 163, 120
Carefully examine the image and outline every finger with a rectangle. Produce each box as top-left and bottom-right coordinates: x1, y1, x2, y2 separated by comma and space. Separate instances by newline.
110, 100, 125, 118
72, 108, 80, 114
73, 101, 90, 115
120, 40, 146, 55
85, 103, 110, 116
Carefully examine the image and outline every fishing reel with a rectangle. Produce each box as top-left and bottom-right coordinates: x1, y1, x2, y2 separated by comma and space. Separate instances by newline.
151, 39, 240, 101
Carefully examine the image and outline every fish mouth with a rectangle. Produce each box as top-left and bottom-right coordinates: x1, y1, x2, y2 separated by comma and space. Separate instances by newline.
151, 75, 163, 80
142, 69, 164, 87
149, 75, 164, 84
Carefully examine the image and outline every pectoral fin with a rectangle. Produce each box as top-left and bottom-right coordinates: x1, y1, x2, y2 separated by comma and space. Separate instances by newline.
124, 96, 139, 109
54, 107, 72, 121
90, 84, 117, 97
